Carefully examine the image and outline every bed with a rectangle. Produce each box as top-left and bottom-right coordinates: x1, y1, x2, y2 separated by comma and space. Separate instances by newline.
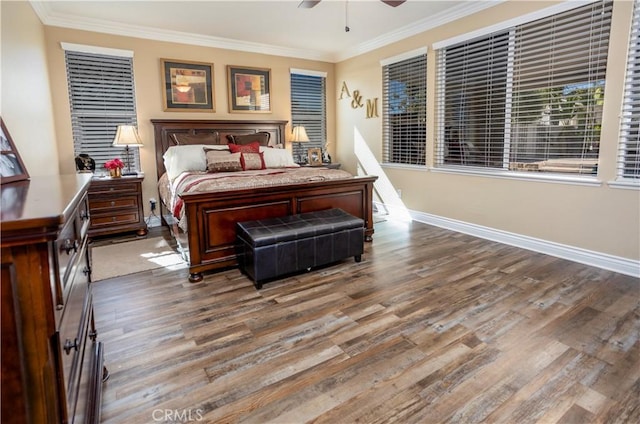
152, 119, 377, 282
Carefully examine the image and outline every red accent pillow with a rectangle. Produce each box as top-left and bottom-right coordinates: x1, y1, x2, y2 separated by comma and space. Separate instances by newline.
228, 141, 260, 154
240, 152, 266, 171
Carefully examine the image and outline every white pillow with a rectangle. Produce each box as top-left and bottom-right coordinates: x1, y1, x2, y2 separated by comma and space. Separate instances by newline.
259, 146, 299, 168
163, 144, 229, 180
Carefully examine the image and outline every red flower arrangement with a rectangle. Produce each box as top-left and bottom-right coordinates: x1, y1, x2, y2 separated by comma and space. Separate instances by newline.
104, 158, 124, 170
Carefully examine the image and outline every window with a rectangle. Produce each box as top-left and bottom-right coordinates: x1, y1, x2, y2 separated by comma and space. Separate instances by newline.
436, 1, 612, 176
619, 0, 640, 180
290, 69, 326, 163
64, 44, 139, 170
382, 50, 427, 166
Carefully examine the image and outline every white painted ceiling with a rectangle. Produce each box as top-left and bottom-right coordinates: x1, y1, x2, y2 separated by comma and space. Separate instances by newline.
31, 0, 502, 62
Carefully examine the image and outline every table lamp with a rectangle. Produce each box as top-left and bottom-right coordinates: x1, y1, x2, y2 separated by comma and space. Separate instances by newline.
113, 125, 143, 176
291, 126, 309, 164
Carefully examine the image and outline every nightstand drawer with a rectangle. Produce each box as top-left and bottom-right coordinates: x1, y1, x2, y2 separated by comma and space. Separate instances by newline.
89, 196, 138, 212
91, 211, 140, 227
89, 181, 139, 196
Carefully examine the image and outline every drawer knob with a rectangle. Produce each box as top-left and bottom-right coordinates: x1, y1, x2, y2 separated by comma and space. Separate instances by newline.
61, 239, 79, 255
80, 210, 90, 220
83, 266, 91, 277
110, 201, 115, 207
63, 338, 79, 354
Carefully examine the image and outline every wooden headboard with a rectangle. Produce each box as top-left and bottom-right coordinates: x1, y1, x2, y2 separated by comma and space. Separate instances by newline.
151, 119, 288, 179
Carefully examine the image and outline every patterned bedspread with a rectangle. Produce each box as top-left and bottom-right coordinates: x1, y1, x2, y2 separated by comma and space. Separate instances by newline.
158, 167, 353, 231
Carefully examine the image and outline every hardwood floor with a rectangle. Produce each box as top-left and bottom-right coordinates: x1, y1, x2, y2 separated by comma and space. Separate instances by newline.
92, 219, 639, 423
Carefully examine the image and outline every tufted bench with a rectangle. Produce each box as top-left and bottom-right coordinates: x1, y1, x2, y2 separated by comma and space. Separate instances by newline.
236, 208, 365, 289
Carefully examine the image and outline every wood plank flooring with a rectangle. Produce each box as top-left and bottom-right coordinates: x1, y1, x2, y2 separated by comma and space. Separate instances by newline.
92, 219, 639, 423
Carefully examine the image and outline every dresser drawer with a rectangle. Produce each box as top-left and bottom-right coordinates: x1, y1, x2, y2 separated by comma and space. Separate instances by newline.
57, 246, 92, 417
53, 201, 89, 308
89, 196, 139, 212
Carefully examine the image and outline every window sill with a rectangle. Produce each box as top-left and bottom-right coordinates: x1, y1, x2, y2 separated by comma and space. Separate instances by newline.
381, 163, 428, 171
429, 165, 603, 187
607, 179, 640, 190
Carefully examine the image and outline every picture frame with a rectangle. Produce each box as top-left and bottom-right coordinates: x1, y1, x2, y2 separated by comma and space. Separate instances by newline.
161, 59, 215, 112
1, 118, 29, 184
227, 65, 271, 113
307, 148, 322, 166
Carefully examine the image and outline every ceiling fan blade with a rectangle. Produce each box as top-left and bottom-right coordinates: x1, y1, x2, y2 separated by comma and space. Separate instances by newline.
298, 0, 321, 8
381, 0, 406, 7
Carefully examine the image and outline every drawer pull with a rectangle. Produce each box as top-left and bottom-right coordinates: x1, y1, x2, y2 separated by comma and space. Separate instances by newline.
89, 329, 98, 341
83, 266, 91, 277
61, 239, 79, 255
80, 210, 90, 220
63, 338, 79, 354
110, 201, 115, 207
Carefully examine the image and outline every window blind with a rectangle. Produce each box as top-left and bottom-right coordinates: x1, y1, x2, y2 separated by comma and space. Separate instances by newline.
290, 71, 326, 163
619, 0, 640, 179
382, 52, 427, 166
436, 0, 612, 176
65, 50, 139, 170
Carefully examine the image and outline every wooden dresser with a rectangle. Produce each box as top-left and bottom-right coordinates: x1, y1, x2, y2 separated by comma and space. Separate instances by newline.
88, 175, 147, 238
1, 174, 105, 423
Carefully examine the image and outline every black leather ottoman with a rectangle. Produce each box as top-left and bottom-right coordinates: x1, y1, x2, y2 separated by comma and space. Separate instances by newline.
236, 208, 364, 289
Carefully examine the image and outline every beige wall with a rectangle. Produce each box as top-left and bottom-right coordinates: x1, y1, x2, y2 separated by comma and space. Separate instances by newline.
1, 1, 59, 176
2, 1, 638, 264
44, 26, 336, 217
335, 0, 640, 261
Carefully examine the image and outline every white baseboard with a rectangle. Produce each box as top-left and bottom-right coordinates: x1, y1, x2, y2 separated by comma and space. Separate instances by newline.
374, 201, 640, 278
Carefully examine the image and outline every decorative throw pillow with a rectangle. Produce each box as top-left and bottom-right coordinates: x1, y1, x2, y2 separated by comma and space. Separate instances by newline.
163, 144, 211, 180
226, 132, 271, 146
259, 146, 299, 168
205, 150, 242, 172
240, 152, 266, 171
171, 132, 219, 145
228, 141, 260, 154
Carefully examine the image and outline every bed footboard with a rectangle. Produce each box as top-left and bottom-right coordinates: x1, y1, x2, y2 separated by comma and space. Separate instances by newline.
181, 176, 376, 282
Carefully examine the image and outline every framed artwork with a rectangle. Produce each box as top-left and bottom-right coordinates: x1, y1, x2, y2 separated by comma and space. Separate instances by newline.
227, 65, 271, 113
307, 148, 322, 166
161, 59, 215, 112
1, 118, 29, 184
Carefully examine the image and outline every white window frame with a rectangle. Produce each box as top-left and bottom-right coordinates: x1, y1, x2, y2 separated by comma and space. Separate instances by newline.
290, 68, 327, 164
63, 43, 140, 172
381, 47, 428, 168
433, 0, 611, 184
615, 0, 640, 186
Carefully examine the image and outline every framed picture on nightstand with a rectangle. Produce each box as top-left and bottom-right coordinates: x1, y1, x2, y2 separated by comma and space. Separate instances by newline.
307, 148, 322, 166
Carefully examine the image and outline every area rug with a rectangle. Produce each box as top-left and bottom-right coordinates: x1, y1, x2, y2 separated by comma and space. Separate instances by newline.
91, 237, 186, 280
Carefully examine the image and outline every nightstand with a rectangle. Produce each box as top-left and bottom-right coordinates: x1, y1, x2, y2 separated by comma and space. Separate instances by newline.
88, 175, 148, 238
300, 163, 341, 169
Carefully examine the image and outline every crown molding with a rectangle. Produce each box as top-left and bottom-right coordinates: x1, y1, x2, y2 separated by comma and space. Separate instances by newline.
30, 0, 504, 63
335, 0, 505, 61
30, 1, 333, 62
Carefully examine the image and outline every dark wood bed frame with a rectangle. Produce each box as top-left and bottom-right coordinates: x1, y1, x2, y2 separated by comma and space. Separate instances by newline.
152, 119, 377, 282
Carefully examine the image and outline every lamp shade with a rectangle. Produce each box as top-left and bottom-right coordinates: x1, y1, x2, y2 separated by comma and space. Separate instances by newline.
291, 126, 310, 143
113, 125, 143, 147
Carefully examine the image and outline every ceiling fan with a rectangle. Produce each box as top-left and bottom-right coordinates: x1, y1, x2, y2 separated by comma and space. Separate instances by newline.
298, 0, 406, 8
